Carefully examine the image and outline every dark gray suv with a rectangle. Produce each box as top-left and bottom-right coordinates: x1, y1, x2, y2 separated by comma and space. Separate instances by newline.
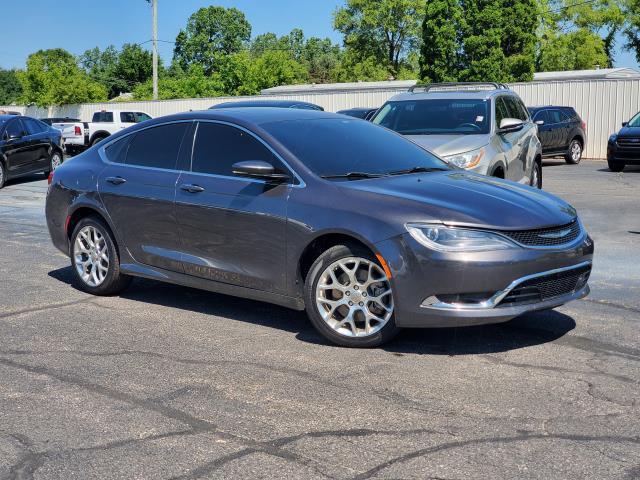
46, 109, 593, 347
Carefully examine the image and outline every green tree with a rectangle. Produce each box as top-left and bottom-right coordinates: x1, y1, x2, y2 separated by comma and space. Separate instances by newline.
80, 44, 154, 99
0, 69, 23, 105
501, 0, 539, 81
332, 49, 391, 82
173, 6, 251, 75
333, 0, 425, 76
460, 0, 508, 81
18, 49, 107, 107
420, 0, 464, 82
537, 28, 609, 70
133, 64, 223, 100
625, 0, 640, 63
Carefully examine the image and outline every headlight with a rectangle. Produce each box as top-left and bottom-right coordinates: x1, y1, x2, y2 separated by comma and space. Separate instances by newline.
444, 147, 485, 169
608, 134, 617, 143
406, 223, 519, 252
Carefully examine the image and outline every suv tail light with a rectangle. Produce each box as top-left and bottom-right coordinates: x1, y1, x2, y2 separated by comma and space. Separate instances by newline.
47, 171, 54, 185
74, 125, 82, 136
581, 120, 586, 131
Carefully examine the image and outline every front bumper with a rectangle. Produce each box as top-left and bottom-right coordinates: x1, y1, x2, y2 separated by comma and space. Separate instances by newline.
608, 143, 640, 164
375, 232, 594, 328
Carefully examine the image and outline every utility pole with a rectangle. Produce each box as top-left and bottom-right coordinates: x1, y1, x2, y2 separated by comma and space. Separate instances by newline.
151, 0, 158, 100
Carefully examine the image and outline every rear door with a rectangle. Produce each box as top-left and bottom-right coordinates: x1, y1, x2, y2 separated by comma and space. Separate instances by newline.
98, 121, 192, 272
533, 110, 553, 153
175, 121, 291, 294
21, 117, 51, 171
2, 118, 35, 175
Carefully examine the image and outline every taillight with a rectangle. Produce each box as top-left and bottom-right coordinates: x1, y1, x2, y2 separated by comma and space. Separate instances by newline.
47, 171, 54, 185
74, 126, 82, 136
581, 121, 586, 131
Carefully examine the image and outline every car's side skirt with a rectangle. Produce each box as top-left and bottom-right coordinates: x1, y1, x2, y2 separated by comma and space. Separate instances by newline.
120, 262, 306, 311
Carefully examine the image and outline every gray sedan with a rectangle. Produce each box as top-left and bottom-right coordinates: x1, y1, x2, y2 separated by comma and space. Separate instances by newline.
45, 108, 593, 347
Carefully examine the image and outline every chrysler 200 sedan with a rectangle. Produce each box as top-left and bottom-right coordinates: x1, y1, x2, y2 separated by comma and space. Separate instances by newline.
45, 108, 593, 347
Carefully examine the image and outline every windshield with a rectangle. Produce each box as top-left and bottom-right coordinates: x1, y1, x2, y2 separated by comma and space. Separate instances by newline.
261, 118, 449, 179
373, 99, 491, 135
628, 112, 640, 127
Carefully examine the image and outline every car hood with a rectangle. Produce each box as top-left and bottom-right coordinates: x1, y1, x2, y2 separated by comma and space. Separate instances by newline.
405, 134, 488, 157
339, 171, 576, 231
618, 126, 640, 137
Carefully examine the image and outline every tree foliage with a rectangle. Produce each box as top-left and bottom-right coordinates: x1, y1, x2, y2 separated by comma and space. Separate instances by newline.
333, 0, 425, 76
173, 6, 251, 75
0, 69, 23, 105
624, 0, 640, 63
17, 49, 107, 107
538, 28, 609, 70
420, 0, 464, 82
80, 44, 155, 99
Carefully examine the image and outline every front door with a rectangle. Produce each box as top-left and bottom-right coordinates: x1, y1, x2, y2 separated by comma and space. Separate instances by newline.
98, 121, 191, 272
3, 118, 36, 176
175, 121, 290, 294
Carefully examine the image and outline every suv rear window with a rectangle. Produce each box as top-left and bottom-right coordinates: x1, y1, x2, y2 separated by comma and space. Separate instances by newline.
373, 99, 490, 135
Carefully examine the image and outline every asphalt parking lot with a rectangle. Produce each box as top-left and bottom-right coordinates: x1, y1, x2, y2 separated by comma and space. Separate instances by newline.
0, 160, 639, 479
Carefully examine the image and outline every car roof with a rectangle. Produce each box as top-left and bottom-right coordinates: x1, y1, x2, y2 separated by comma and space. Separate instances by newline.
210, 100, 322, 110
528, 105, 574, 110
389, 89, 521, 102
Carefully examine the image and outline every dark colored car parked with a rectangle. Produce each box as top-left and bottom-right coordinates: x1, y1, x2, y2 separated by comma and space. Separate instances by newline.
210, 100, 324, 111
46, 108, 593, 348
528, 106, 586, 164
607, 112, 640, 171
0, 115, 64, 189
337, 107, 378, 120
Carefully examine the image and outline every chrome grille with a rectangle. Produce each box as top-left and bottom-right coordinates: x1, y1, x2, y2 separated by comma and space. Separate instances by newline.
499, 264, 591, 307
501, 220, 581, 247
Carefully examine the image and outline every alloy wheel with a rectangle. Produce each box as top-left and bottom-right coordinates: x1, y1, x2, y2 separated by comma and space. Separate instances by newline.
74, 225, 109, 287
51, 152, 62, 170
571, 142, 581, 162
315, 257, 394, 337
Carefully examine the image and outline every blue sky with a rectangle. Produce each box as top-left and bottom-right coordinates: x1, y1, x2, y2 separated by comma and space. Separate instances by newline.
0, 0, 637, 70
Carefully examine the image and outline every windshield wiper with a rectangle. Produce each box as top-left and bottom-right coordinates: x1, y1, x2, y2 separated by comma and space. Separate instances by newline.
388, 166, 449, 176
320, 172, 387, 180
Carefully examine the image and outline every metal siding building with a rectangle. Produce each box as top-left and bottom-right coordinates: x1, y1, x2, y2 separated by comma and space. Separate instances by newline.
3, 77, 639, 158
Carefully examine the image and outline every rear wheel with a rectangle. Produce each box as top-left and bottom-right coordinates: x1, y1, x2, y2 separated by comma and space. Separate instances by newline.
607, 159, 625, 172
304, 244, 399, 347
565, 139, 583, 164
70, 216, 131, 295
91, 136, 107, 147
44, 150, 63, 177
0, 161, 5, 189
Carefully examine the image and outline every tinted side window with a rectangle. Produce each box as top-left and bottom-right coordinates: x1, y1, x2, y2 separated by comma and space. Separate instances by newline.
191, 123, 282, 176
120, 112, 136, 123
22, 118, 45, 135
125, 123, 189, 169
503, 97, 527, 121
5, 119, 25, 139
104, 135, 134, 164
495, 98, 509, 127
549, 110, 564, 124
533, 110, 549, 123
135, 112, 152, 123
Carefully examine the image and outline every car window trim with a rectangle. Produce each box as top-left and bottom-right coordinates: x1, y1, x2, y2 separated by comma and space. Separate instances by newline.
190, 119, 305, 188
98, 119, 195, 174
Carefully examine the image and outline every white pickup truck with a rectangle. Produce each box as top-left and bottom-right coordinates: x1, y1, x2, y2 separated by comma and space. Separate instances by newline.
59, 110, 152, 155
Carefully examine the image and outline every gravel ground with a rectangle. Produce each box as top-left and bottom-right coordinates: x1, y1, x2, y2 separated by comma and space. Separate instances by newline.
0, 159, 638, 480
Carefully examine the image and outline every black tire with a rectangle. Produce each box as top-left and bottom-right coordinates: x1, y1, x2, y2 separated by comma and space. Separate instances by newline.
565, 139, 583, 164
70, 216, 131, 296
91, 136, 107, 147
530, 160, 542, 189
0, 161, 6, 189
607, 159, 625, 172
304, 243, 400, 348
44, 149, 63, 177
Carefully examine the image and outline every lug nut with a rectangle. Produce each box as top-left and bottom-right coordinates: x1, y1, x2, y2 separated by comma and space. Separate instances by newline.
348, 301, 353, 306
359, 302, 364, 306
354, 285, 359, 290
362, 293, 367, 297
345, 291, 350, 296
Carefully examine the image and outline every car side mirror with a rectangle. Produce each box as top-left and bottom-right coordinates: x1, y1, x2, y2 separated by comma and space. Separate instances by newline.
232, 160, 290, 182
535, 120, 544, 126
498, 118, 524, 133
622, 122, 628, 127
7, 131, 22, 140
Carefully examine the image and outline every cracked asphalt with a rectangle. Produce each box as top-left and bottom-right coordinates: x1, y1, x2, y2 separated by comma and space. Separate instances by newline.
0, 159, 639, 479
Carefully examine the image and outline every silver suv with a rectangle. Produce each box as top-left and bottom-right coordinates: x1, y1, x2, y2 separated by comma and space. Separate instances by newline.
371, 82, 543, 188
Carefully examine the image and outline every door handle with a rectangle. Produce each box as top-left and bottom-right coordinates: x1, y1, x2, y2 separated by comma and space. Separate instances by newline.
105, 176, 126, 185
180, 183, 205, 193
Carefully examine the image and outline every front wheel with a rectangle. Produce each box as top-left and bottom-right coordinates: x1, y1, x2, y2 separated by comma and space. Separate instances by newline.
304, 244, 400, 347
0, 161, 6, 189
565, 139, 582, 164
70, 216, 131, 295
530, 161, 542, 189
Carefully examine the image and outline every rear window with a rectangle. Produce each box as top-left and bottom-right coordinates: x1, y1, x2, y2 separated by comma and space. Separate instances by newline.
22, 117, 47, 134
373, 99, 491, 135
92, 111, 113, 123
